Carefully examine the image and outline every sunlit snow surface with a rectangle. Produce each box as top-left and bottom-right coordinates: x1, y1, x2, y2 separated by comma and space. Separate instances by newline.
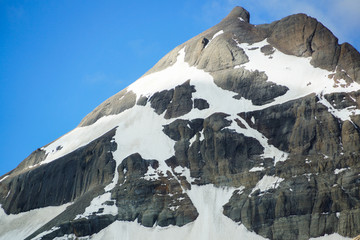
0, 204, 70, 240
23, 39, 360, 239
309, 234, 351, 240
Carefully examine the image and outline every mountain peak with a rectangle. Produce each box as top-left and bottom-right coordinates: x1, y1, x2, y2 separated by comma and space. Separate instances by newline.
223, 6, 250, 23
1, 6, 360, 240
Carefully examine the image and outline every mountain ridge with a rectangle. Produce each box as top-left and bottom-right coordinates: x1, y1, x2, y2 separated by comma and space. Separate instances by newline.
1, 6, 360, 240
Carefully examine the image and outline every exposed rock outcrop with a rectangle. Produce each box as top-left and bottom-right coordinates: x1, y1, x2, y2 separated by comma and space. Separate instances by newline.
149, 80, 195, 119
0, 128, 117, 214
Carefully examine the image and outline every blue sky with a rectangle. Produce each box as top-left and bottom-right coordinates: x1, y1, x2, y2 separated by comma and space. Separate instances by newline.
1, 0, 359, 176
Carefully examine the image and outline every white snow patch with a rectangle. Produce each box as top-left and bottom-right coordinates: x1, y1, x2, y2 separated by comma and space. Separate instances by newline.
168, 206, 179, 211
0, 175, 8, 183
238, 17, 245, 22
236, 186, 245, 195
251, 175, 284, 195
334, 168, 348, 174
251, 116, 255, 124
90, 185, 268, 240
309, 233, 351, 240
189, 134, 197, 146
211, 30, 224, 40
336, 212, 340, 218
53, 234, 88, 240
236, 39, 360, 110
204, 30, 224, 49
249, 166, 265, 172
174, 166, 183, 174
75, 192, 117, 220
174, 166, 194, 184
143, 165, 160, 181
318, 93, 360, 122
199, 130, 204, 141
0, 203, 71, 240
304, 173, 312, 182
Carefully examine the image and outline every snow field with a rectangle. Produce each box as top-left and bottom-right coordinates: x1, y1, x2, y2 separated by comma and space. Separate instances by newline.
0, 203, 71, 240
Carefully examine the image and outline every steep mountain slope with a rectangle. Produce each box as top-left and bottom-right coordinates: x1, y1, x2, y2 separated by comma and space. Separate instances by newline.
1, 6, 360, 240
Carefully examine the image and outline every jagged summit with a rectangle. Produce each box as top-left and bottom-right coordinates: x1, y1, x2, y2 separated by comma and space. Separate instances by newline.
1, 6, 360, 240
222, 6, 250, 23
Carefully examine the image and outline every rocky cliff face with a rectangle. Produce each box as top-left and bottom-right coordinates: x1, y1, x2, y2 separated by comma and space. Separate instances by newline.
1, 6, 360, 240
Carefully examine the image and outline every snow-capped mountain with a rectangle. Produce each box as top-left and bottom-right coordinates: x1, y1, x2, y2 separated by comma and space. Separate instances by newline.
1, 6, 360, 240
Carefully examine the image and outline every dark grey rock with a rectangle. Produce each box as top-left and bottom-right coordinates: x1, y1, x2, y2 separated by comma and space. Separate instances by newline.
136, 95, 148, 106
163, 113, 265, 186
149, 89, 174, 115
113, 153, 198, 227
260, 44, 275, 55
164, 80, 195, 119
194, 98, 209, 110
149, 80, 195, 119
238, 93, 356, 156
0, 128, 117, 214
223, 159, 360, 239
35, 215, 117, 239
163, 119, 202, 141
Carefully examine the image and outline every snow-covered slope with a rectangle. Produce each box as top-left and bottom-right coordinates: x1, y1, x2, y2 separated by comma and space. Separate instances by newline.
1, 6, 360, 240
